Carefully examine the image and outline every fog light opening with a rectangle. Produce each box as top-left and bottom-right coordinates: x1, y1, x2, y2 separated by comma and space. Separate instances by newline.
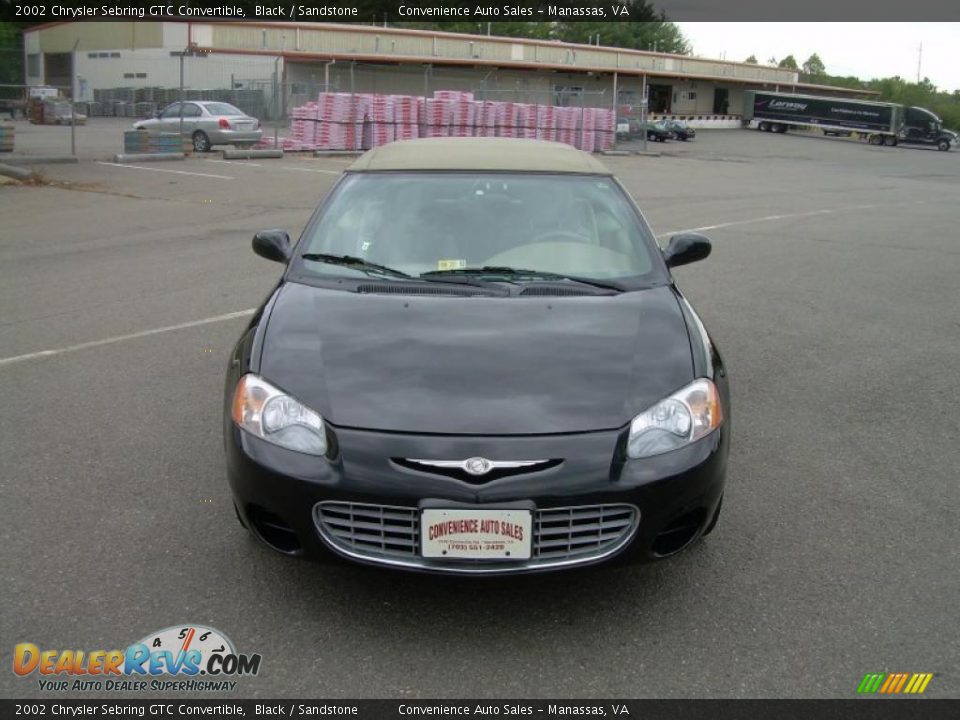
247, 505, 302, 554
652, 509, 705, 558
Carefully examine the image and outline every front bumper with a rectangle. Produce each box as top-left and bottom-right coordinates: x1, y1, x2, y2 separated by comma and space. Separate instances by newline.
225, 421, 728, 574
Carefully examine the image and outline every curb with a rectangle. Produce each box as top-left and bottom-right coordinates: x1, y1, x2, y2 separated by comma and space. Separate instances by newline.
0, 163, 34, 180
1, 156, 79, 165
221, 149, 284, 160
633, 151, 662, 157
313, 150, 363, 158
112, 153, 185, 163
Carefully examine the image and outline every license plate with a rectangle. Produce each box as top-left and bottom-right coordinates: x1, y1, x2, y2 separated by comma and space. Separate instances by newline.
421, 508, 532, 560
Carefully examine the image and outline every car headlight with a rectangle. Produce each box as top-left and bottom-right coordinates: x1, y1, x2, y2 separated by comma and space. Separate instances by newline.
231, 374, 327, 455
627, 378, 723, 459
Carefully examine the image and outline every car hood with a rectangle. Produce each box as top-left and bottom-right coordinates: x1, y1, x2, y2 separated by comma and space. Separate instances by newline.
258, 282, 694, 435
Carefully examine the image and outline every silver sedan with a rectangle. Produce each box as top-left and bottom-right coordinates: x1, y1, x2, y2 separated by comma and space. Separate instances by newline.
133, 101, 262, 152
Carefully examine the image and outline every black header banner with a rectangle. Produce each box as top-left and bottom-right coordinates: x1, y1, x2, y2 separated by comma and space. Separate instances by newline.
2, 699, 960, 719
2, 0, 959, 22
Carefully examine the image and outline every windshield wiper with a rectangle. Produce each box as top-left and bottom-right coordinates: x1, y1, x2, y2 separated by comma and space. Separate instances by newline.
300, 253, 410, 279
421, 266, 625, 292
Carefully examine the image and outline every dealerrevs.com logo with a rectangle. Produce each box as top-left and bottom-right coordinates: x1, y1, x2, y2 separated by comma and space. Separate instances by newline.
13, 625, 262, 692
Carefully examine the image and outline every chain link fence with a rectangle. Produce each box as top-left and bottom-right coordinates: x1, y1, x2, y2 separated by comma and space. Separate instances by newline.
7, 52, 626, 156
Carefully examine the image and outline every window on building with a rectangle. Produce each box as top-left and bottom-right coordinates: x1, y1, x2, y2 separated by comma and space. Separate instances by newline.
98, 52, 110, 58
688, 91, 697, 100
87, 53, 97, 59
110, 52, 121, 58
123, 73, 135, 79
136, 73, 147, 79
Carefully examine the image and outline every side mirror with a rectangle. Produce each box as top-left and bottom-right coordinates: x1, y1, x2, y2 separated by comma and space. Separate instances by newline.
252, 230, 291, 263
663, 232, 711, 268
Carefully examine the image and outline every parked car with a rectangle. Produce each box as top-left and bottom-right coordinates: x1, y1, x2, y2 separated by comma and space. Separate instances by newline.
664, 120, 696, 141
133, 101, 262, 152
644, 120, 674, 142
224, 137, 730, 574
616, 117, 646, 140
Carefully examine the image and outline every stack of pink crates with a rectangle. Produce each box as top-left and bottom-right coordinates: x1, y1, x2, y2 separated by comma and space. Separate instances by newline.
259, 90, 616, 153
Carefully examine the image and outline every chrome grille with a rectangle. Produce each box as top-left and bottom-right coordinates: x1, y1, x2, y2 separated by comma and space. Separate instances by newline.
314, 502, 419, 561
314, 501, 639, 573
534, 505, 638, 561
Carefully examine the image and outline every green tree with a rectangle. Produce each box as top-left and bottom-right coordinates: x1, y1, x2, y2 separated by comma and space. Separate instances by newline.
0, 22, 25, 96
778, 55, 798, 70
802, 53, 825, 76
744, 54, 758, 64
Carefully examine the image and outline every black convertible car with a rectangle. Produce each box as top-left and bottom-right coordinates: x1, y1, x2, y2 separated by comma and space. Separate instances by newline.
224, 137, 730, 574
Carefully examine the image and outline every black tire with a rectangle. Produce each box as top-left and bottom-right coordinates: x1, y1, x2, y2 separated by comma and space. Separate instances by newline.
758, 122, 770, 132
938, 139, 950, 151
775, 124, 788, 133
234, 503, 248, 530
192, 130, 211, 153
883, 135, 897, 146
868, 134, 884, 146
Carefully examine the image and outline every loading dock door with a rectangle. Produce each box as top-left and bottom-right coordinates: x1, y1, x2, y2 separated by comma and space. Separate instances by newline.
713, 88, 729, 114
648, 84, 671, 114
44, 53, 72, 94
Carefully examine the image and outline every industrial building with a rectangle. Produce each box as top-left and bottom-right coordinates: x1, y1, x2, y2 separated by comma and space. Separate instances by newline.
23, 21, 870, 123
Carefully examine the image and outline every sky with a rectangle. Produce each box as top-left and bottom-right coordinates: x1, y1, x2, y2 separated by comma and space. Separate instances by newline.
677, 23, 960, 93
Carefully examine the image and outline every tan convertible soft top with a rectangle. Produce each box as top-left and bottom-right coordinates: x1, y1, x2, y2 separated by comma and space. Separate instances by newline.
347, 137, 613, 174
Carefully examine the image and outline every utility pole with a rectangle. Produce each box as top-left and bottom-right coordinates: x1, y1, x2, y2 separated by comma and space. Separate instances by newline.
916, 42, 922, 84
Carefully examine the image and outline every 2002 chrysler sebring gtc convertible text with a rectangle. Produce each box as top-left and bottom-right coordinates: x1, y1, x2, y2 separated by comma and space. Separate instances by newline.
223, 138, 730, 574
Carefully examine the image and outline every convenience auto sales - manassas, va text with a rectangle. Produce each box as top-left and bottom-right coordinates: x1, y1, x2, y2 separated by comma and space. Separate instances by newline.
392, 5, 629, 18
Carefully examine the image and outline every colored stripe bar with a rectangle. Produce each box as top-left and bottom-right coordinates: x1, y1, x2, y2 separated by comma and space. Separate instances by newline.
858, 673, 885, 694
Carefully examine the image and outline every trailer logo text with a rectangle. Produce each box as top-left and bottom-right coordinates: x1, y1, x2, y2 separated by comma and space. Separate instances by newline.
767, 100, 808, 111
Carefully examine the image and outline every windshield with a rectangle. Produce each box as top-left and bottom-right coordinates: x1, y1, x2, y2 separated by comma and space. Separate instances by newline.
295, 172, 664, 285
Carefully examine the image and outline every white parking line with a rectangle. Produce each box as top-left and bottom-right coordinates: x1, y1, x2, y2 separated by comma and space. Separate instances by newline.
96, 162, 234, 180
657, 203, 888, 237
205, 159, 339, 175
205, 159, 263, 167
280, 166, 341, 175
0, 309, 255, 369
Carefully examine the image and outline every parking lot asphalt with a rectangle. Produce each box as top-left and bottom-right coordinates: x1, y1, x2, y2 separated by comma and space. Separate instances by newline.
1, 128, 958, 699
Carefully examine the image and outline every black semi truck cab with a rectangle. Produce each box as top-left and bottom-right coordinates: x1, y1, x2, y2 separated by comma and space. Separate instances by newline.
900, 106, 954, 151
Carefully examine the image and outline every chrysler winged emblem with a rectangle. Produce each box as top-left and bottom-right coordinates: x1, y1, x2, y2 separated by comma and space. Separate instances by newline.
406, 457, 549, 476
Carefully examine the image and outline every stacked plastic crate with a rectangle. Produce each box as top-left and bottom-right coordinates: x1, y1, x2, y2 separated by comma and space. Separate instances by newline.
494, 102, 516, 138
392, 95, 419, 141
536, 105, 557, 142
555, 106, 579, 147
420, 96, 450, 138
513, 104, 538, 139
594, 108, 616, 151
315, 93, 365, 151
363, 94, 395, 149
579, 107, 597, 153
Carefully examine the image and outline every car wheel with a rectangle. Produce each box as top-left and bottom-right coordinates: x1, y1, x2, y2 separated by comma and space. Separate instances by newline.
192, 131, 211, 153
868, 134, 884, 146
937, 139, 950, 151
758, 122, 769, 132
